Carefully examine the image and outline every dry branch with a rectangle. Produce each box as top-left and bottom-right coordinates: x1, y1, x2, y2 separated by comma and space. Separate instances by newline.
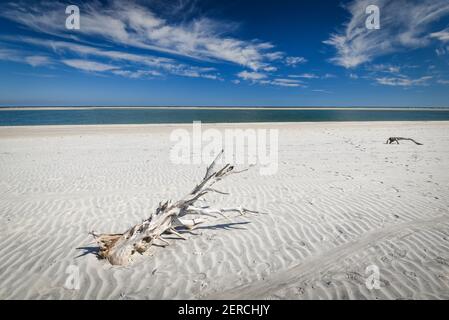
90, 150, 261, 266
386, 137, 423, 145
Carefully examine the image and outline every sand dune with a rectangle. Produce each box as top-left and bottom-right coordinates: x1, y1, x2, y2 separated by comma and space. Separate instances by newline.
0, 121, 448, 299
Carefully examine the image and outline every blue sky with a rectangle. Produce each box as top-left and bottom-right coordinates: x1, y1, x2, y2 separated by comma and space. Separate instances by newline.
0, 0, 449, 107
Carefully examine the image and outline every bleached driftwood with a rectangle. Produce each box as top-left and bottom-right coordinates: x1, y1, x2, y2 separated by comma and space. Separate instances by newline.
90, 150, 260, 266
386, 137, 423, 145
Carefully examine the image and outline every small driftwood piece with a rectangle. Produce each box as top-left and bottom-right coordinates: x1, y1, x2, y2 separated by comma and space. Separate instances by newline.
90, 150, 260, 266
386, 137, 423, 145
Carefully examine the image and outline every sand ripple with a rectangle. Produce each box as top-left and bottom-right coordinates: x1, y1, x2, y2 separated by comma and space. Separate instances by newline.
0, 122, 448, 299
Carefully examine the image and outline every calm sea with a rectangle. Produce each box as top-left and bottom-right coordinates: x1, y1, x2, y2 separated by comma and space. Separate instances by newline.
1, 108, 449, 126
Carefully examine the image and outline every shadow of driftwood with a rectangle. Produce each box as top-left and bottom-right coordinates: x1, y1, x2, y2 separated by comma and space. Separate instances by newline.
195, 221, 250, 231
75, 246, 99, 259
76, 221, 251, 258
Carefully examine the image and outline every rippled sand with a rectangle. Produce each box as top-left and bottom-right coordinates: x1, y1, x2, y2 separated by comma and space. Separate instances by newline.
0, 122, 448, 299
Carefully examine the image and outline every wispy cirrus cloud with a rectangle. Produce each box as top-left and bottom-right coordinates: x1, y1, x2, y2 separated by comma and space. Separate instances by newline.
0, 0, 313, 86
6, 36, 221, 79
325, 0, 449, 68
111, 70, 162, 79
266, 78, 305, 87
367, 64, 401, 74
289, 73, 336, 79
237, 70, 267, 81
236, 71, 305, 87
1, 0, 285, 72
62, 59, 119, 72
431, 28, 449, 42
312, 89, 332, 94
285, 56, 307, 67
375, 75, 432, 87
25, 55, 52, 67
0, 48, 20, 61
0, 47, 53, 67
364, 63, 437, 87
289, 73, 319, 79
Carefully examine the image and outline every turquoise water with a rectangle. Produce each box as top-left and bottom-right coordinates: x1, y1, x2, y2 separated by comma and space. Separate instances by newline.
1, 108, 449, 126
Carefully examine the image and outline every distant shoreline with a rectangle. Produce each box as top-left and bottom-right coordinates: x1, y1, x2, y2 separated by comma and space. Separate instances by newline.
2, 106, 449, 111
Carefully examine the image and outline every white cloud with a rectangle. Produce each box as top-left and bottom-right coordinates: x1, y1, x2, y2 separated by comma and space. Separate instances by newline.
1, 0, 284, 72
285, 56, 307, 67
0, 48, 52, 67
250, 78, 306, 88
62, 59, 119, 72
289, 73, 318, 79
112, 70, 162, 79
269, 78, 305, 87
0, 1, 313, 87
312, 89, 332, 93
265, 52, 284, 61
289, 73, 336, 79
375, 75, 432, 86
431, 28, 449, 42
25, 55, 51, 67
236, 71, 306, 88
263, 66, 278, 72
237, 70, 267, 81
325, 0, 449, 68
8, 36, 221, 80
0, 48, 21, 62
367, 64, 401, 74
201, 74, 223, 81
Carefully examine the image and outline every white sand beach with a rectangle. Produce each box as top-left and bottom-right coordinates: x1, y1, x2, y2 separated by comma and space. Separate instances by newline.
0, 121, 449, 300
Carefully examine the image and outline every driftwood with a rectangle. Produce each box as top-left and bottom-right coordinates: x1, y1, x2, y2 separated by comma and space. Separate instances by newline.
386, 137, 423, 145
90, 150, 260, 266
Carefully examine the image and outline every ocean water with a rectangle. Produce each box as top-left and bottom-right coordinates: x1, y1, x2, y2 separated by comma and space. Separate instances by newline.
1, 108, 449, 126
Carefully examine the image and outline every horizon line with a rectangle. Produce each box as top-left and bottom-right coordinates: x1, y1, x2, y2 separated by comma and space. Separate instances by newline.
2, 106, 449, 112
